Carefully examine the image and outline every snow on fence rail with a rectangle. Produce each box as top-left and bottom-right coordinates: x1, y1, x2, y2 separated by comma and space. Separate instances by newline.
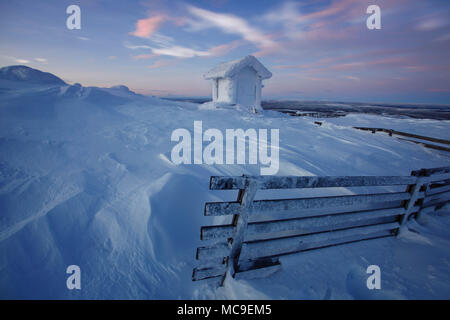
192, 166, 450, 286
352, 127, 450, 153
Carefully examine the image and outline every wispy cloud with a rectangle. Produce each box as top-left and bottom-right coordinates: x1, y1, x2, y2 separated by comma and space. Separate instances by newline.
275, 53, 411, 73
77, 36, 90, 41
402, 65, 428, 72
262, 1, 302, 38
150, 45, 210, 58
342, 75, 360, 81
147, 59, 174, 69
126, 5, 270, 59
416, 17, 447, 31
131, 53, 157, 60
150, 33, 175, 47
206, 40, 243, 56
126, 27, 242, 59
428, 88, 450, 92
15, 59, 30, 64
125, 44, 152, 50
1, 55, 32, 64
186, 5, 275, 49
34, 58, 47, 63
434, 33, 450, 42
130, 15, 166, 38
301, 0, 359, 21
147, 39, 243, 59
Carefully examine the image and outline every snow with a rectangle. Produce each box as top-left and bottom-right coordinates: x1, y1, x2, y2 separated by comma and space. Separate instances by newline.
0, 66, 450, 299
203, 55, 272, 80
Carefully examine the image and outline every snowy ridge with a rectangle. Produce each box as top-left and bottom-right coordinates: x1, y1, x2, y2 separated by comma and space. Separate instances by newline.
0, 65, 66, 85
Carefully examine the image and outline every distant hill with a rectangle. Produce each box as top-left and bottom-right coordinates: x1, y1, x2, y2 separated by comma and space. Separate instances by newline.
0, 65, 66, 85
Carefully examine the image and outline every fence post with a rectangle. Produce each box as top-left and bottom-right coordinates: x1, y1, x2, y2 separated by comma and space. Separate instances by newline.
415, 182, 431, 222
398, 171, 427, 234
227, 177, 258, 280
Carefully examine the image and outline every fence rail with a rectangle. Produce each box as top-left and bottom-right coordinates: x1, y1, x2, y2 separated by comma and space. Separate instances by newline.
352, 127, 450, 153
193, 166, 450, 285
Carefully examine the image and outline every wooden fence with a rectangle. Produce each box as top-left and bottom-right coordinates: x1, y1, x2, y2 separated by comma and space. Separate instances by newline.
192, 166, 450, 286
352, 127, 450, 153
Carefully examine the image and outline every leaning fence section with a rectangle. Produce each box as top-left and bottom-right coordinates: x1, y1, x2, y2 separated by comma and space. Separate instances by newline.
192, 166, 450, 286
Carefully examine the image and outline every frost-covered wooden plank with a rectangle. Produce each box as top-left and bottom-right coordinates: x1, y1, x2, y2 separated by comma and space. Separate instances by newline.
196, 242, 230, 261
423, 190, 450, 206
429, 180, 450, 190
192, 265, 227, 281
205, 192, 411, 216
430, 179, 450, 187
240, 226, 396, 261
389, 131, 450, 146
422, 199, 449, 210
240, 222, 399, 260
428, 183, 450, 195
201, 207, 404, 240
424, 173, 450, 184
354, 128, 450, 147
246, 207, 403, 236
209, 175, 416, 190
397, 137, 450, 153
424, 189, 450, 202
241, 229, 393, 262
234, 259, 281, 280
204, 201, 240, 216
193, 275, 224, 286
412, 166, 450, 177
201, 224, 234, 240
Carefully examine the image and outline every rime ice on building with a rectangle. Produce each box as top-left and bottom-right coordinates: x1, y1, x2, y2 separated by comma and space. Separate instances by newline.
203, 55, 272, 113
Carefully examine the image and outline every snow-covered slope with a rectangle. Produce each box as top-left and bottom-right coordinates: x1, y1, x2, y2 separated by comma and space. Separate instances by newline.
0, 65, 66, 85
0, 67, 449, 299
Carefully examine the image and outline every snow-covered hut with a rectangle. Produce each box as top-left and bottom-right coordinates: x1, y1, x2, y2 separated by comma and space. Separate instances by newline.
203, 55, 272, 113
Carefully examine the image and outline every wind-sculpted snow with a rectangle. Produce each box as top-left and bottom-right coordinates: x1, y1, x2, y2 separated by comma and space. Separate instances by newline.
0, 69, 450, 299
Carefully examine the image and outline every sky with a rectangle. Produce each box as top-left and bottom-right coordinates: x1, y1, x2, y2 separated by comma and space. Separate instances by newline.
0, 0, 450, 104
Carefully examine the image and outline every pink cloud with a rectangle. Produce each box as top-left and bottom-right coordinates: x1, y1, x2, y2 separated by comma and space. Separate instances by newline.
301, 0, 358, 21
132, 53, 158, 60
275, 53, 414, 74
342, 75, 360, 81
147, 60, 173, 69
310, 57, 412, 73
207, 40, 242, 56
428, 88, 450, 92
416, 17, 447, 31
403, 65, 427, 72
130, 15, 166, 38
252, 45, 279, 58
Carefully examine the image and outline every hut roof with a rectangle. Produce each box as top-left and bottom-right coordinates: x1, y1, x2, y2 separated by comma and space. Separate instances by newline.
203, 55, 272, 80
